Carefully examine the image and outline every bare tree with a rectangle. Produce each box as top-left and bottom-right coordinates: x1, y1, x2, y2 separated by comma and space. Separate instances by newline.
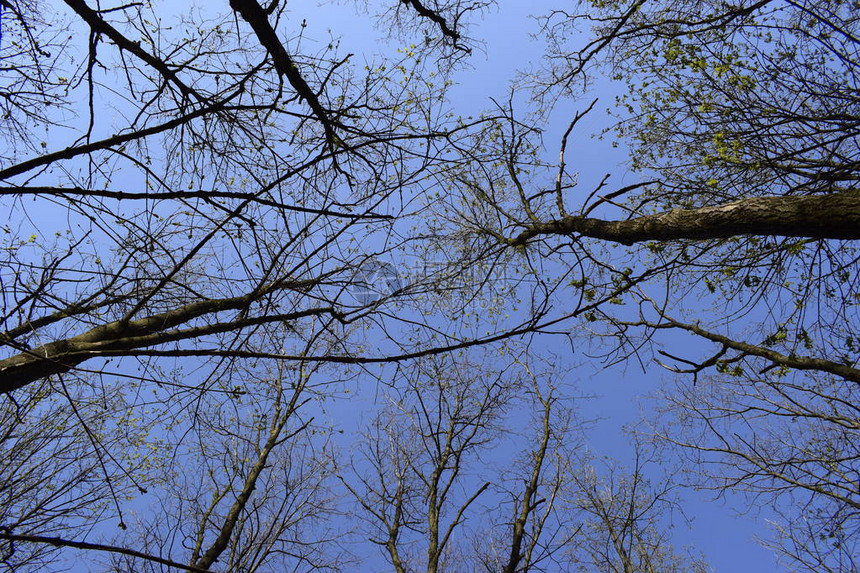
0, 0, 509, 395
652, 365, 860, 572
438, 1, 860, 568
0, 0, 511, 567
340, 351, 707, 573
103, 361, 345, 573
4, 0, 858, 569
339, 352, 516, 573
562, 450, 709, 573
0, 375, 165, 570
469, 372, 576, 573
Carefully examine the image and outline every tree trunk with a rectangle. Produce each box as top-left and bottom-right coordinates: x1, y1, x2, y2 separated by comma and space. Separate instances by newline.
0, 298, 331, 395
508, 190, 860, 246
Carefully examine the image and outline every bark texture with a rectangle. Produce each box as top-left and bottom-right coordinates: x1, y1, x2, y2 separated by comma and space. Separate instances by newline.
508, 190, 860, 246
228, 0, 336, 142
0, 293, 333, 395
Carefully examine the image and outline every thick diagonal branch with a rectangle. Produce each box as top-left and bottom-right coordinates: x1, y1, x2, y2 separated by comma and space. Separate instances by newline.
508, 190, 860, 246
63, 0, 197, 99
229, 0, 337, 142
0, 282, 333, 394
400, 0, 461, 43
191, 406, 300, 569
0, 533, 213, 573
503, 392, 553, 573
655, 318, 860, 385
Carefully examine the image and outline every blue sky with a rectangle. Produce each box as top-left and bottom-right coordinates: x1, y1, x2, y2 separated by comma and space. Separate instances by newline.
281, 1, 787, 570
445, 3, 784, 571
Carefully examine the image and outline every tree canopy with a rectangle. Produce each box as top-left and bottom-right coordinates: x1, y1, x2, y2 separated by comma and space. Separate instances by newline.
0, 0, 858, 571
